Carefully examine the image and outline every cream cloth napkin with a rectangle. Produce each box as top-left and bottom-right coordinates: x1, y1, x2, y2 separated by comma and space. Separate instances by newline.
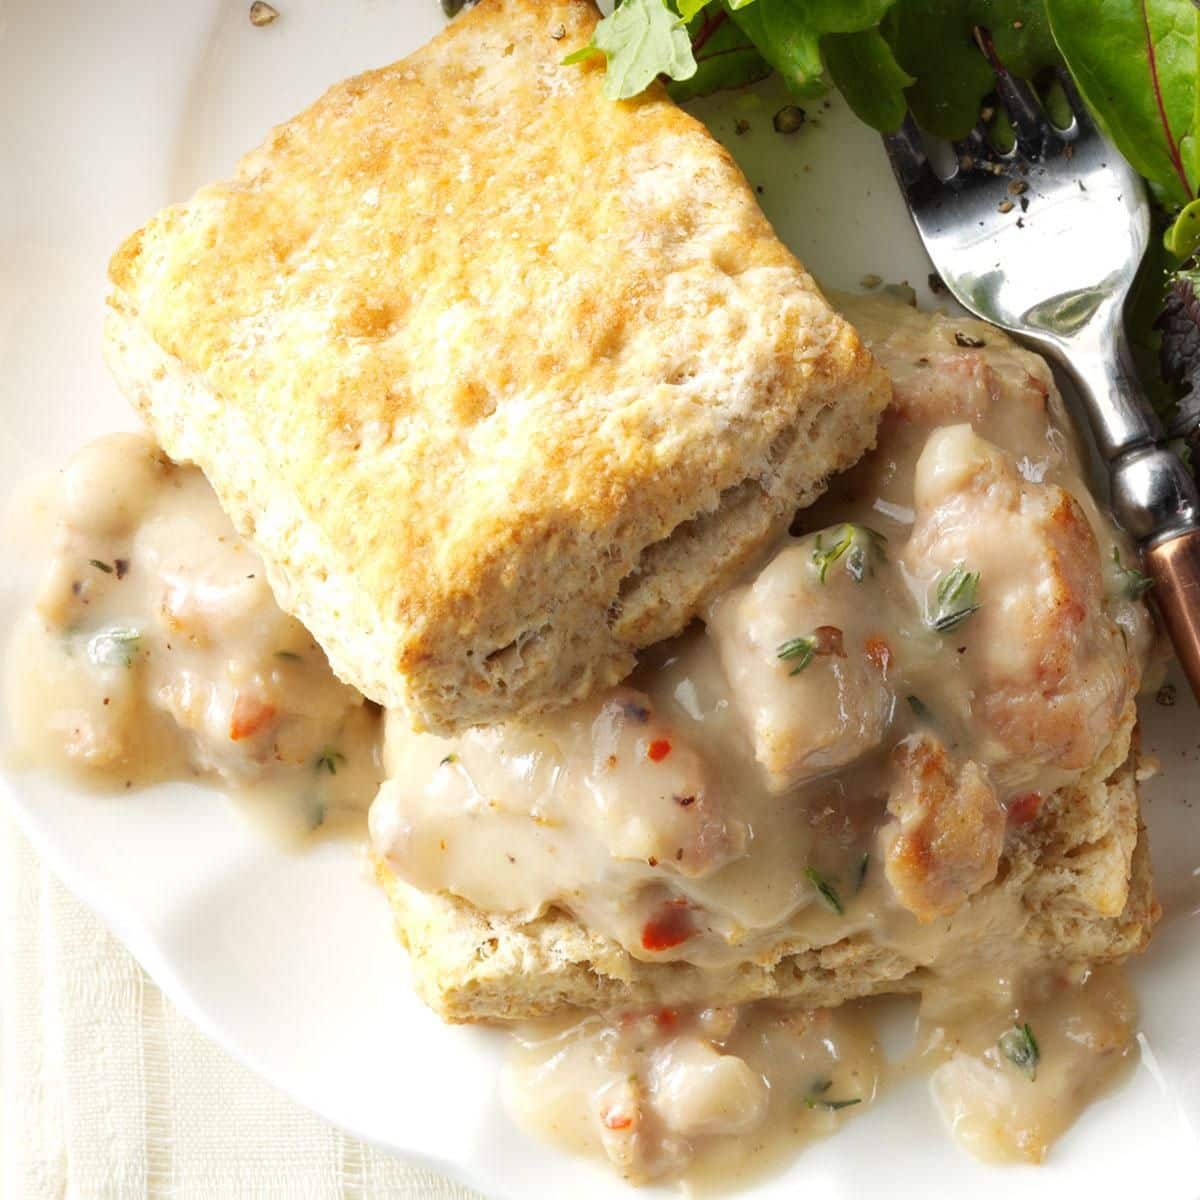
0, 809, 484, 1200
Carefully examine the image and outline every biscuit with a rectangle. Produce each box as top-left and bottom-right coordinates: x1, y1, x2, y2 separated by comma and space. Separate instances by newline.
104, 0, 890, 734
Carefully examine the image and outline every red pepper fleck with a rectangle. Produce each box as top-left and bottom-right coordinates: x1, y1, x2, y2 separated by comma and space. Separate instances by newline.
864, 635, 892, 673
647, 738, 672, 763
655, 1007, 679, 1029
641, 900, 694, 951
1008, 791, 1042, 826
229, 694, 277, 741
601, 1108, 634, 1131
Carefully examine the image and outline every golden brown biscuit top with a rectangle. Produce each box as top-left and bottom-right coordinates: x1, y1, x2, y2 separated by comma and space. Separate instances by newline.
108, 0, 884, 727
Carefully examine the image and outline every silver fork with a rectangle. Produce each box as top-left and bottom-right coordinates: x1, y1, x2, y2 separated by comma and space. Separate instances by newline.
882, 41, 1200, 701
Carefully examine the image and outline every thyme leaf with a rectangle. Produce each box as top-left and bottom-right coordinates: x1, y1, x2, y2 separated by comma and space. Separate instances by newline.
778, 626, 846, 677
777, 636, 816, 676
811, 523, 887, 584
998, 1023, 1040, 1081
1108, 547, 1153, 600
805, 866, 843, 915
803, 1076, 861, 1111
930, 563, 981, 633
315, 748, 346, 776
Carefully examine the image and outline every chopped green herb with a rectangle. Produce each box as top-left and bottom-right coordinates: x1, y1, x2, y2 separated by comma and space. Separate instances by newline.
803, 1079, 862, 1111
998, 1023, 1040, 1081
778, 625, 848, 676
777, 636, 816, 675
1108, 548, 1153, 600
86, 627, 141, 668
315, 748, 346, 776
275, 650, 303, 662
856, 853, 870, 891
88, 559, 113, 574
906, 694, 933, 723
811, 524, 887, 584
930, 563, 981, 633
440, 753, 459, 766
805, 866, 843, 915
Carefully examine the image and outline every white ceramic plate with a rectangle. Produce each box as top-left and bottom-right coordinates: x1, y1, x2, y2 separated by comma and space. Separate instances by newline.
2, 3, 1198, 1197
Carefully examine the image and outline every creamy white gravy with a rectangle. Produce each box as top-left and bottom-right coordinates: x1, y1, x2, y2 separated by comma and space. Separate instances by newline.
6, 433, 382, 838
6, 297, 1155, 1185
505, 963, 1135, 1186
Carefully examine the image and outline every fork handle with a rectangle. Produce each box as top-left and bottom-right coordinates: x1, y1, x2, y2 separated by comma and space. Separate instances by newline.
1052, 317, 1200, 702
1144, 529, 1200, 702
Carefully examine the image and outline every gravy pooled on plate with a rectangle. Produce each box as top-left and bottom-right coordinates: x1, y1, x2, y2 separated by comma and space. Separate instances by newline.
8, 433, 381, 836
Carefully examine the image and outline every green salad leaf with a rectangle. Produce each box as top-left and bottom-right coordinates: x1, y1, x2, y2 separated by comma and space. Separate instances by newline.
729, 0, 898, 98
1046, 0, 1198, 209
1157, 269, 1200, 403
885, 0, 1060, 139
823, 28, 912, 131
562, 0, 697, 100
670, 6, 770, 101
1165, 196, 1200, 259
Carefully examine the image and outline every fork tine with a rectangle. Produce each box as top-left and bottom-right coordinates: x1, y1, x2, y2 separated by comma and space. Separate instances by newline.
1054, 66, 1096, 137
882, 113, 940, 196
973, 26, 1057, 156
953, 121, 1011, 176
992, 72, 1049, 151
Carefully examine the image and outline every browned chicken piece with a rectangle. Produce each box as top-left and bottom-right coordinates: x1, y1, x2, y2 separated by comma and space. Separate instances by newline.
842, 298, 1061, 466
903, 426, 1136, 783
883, 732, 1004, 923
